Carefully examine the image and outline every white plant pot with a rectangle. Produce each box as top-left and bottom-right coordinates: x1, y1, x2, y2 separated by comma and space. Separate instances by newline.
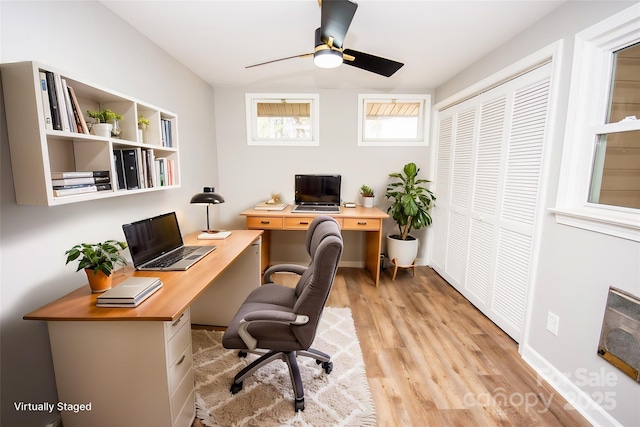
92, 123, 113, 138
362, 196, 374, 208
386, 234, 418, 267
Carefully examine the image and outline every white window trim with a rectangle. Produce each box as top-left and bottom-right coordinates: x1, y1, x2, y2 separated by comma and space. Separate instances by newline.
245, 93, 319, 146
357, 93, 430, 146
551, 3, 640, 242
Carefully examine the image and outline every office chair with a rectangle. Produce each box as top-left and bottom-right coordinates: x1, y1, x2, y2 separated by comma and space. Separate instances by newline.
221, 216, 343, 412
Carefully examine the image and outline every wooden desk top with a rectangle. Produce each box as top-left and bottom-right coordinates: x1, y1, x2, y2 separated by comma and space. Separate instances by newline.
24, 230, 263, 322
241, 205, 389, 219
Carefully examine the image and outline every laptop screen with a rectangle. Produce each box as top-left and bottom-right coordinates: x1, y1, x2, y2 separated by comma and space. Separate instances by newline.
295, 174, 341, 206
122, 212, 184, 267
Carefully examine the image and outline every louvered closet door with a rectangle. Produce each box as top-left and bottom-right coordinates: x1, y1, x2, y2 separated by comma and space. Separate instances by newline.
431, 63, 552, 342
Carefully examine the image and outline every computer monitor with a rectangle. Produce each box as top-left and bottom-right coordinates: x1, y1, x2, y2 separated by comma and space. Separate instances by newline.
294, 174, 341, 206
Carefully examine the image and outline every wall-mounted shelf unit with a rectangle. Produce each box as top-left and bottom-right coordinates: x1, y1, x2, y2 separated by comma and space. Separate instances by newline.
0, 61, 180, 206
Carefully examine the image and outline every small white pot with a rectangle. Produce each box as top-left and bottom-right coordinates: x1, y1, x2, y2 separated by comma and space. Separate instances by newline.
386, 234, 418, 267
92, 123, 113, 138
362, 196, 374, 208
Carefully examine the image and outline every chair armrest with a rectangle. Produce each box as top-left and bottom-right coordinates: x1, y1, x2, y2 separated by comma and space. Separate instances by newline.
238, 310, 309, 350
263, 264, 307, 283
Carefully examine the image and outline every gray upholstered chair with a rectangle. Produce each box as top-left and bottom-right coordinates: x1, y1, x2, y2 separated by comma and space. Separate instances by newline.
222, 216, 343, 412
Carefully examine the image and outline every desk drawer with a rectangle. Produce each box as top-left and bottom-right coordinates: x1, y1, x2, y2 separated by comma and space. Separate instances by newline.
247, 217, 283, 229
284, 217, 314, 230
343, 218, 381, 231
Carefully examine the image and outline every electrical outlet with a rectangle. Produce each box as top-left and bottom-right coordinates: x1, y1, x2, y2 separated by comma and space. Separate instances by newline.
547, 311, 560, 336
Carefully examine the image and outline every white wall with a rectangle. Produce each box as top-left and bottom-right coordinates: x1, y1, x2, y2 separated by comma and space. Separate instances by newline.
0, 2, 217, 426
214, 86, 434, 266
435, 2, 640, 426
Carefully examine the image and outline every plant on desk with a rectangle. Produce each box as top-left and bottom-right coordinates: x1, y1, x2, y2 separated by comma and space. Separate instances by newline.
360, 185, 375, 208
65, 240, 128, 293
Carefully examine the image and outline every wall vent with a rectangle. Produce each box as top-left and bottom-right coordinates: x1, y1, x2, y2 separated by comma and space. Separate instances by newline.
597, 287, 640, 382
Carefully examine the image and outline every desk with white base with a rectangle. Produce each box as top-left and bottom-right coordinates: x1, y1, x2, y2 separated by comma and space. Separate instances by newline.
24, 230, 263, 427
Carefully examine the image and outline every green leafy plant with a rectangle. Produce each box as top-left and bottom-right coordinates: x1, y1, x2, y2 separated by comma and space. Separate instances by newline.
360, 185, 374, 197
86, 109, 122, 124
385, 162, 436, 240
65, 240, 128, 276
137, 115, 150, 128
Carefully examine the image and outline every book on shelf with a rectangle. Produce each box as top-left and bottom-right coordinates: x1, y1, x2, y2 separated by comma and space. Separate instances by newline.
61, 79, 77, 133
53, 73, 71, 132
161, 119, 172, 147
254, 201, 289, 211
52, 183, 111, 197
135, 148, 145, 189
66, 84, 89, 134
51, 171, 109, 179
51, 176, 110, 186
39, 72, 53, 130
44, 71, 61, 131
122, 149, 140, 189
96, 276, 163, 308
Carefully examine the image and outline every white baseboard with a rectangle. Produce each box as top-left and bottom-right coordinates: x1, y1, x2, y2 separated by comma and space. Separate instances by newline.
520, 344, 623, 427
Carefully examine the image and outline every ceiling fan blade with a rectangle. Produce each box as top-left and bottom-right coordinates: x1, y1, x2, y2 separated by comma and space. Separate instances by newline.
342, 49, 404, 77
320, 0, 358, 49
246, 53, 313, 69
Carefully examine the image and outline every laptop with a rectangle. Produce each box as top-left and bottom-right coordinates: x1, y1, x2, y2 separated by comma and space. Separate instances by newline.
292, 174, 341, 214
122, 212, 216, 271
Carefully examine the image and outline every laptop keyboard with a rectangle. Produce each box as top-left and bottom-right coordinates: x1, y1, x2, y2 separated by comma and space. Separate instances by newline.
145, 246, 199, 268
293, 206, 340, 213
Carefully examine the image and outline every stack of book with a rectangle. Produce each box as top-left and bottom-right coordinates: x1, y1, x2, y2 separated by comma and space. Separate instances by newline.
51, 171, 112, 197
96, 276, 163, 308
39, 70, 89, 135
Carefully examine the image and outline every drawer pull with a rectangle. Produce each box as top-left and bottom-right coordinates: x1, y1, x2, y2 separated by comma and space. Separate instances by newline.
299, 221, 309, 225
357, 221, 367, 225
172, 313, 185, 327
261, 220, 270, 224
176, 354, 186, 365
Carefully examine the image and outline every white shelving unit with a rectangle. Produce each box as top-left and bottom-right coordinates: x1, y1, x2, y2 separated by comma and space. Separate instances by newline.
0, 61, 180, 206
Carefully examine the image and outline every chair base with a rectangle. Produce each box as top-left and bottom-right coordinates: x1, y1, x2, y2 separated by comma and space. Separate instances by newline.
230, 347, 333, 412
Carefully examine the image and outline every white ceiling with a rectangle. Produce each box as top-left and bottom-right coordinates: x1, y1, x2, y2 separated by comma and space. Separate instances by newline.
101, 0, 565, 91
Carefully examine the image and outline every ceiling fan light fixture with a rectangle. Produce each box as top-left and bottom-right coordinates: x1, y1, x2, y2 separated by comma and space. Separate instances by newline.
314, 48, 343, 68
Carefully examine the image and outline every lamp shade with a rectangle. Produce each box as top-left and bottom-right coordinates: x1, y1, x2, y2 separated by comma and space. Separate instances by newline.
190, 187, 225, 204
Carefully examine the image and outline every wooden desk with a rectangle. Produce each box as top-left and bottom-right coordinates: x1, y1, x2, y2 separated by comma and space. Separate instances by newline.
241, 206, 388, 286
24, 230, 262, 427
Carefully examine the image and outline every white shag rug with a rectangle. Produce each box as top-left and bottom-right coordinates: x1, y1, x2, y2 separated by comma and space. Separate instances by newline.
192, 307, 376, 427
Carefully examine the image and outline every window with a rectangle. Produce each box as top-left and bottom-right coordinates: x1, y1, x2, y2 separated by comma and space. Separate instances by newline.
357, 94, 430, 146
552, 4, 640, 242
246, 94, 319, 146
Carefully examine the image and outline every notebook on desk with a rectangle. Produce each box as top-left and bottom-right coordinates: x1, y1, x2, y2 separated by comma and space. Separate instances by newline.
122, 212, 216, 271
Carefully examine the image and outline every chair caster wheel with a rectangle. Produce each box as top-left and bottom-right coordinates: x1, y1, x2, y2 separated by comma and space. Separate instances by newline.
295, 398, 305, 412
238, 351, 247, 358
230, 381, 243, 394
322, 361, 333, 374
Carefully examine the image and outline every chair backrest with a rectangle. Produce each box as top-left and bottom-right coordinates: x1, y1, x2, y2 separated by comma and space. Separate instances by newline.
291, 216, 343, 349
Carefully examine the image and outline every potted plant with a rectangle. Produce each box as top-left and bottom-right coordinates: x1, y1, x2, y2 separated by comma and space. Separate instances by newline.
137, 115, 150, 143
65, 240, 128, 293
360, 185, 375, 208
385, 162, 436, 267
86, 109, 123, 138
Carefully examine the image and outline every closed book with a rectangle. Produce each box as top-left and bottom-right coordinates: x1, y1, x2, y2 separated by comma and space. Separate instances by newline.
254, 201, 289, 211
51, 171, 109, 179
61, 79, 78, 133
51, 176, 110, 186
96, 183, 112, 191
39, 72, 53, 130
96, 277, 162, 307
122, 149, 140, 189
52, 183, 94, 190
53, 73, 70, 132
45, 71, 61, 131
53, 185, 97, 197
113, 150, 126, 190
66, 85, 89, 134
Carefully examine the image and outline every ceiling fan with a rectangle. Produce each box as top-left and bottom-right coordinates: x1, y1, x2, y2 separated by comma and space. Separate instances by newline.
246, 0, 404, 77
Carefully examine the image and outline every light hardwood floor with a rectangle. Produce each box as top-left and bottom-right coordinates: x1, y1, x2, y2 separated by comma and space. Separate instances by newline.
195, 266, 592, 426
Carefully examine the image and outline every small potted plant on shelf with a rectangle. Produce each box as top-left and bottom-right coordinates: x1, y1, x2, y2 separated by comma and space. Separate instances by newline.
86, 109, 123, 138
137, 115, 150, 143
65, 240, 128, 293
385, 162, 436, 268
360, 185, 375, 208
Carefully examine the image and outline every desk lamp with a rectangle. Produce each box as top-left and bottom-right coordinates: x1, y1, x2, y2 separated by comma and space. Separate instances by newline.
190, 187, 231, 240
